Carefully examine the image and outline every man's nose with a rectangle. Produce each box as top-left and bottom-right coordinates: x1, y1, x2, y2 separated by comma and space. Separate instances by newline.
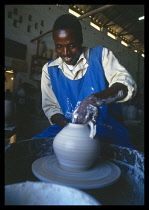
62, 47, 70, 56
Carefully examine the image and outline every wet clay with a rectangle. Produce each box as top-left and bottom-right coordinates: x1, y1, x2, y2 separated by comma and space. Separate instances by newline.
53, 123, 100, 171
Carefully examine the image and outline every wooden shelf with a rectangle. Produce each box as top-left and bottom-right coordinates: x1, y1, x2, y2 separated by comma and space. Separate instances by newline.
30, 55, 51, 81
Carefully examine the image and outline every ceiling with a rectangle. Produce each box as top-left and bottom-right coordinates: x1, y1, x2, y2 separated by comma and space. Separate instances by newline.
69, 4, 144, 53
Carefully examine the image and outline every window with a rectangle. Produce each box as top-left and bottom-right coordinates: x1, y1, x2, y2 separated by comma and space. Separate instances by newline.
121, 40, 128, 47
90, 22, 101, 31
107, 32, 117, 40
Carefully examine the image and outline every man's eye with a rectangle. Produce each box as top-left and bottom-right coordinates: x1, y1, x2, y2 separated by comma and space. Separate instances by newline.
69, 45, 75, 48
56, 45, 62, 49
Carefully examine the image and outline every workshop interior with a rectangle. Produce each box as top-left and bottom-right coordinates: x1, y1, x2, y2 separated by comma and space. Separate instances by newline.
5, 5, 144, 206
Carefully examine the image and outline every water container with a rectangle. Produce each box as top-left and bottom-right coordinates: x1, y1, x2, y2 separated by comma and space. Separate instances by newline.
127, 105, 137, 120
137, 110, 144, 121
122, 105, 128, 120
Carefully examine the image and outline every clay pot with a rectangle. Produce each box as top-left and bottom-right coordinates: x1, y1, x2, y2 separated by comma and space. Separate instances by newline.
5, 100, 15, 127
53, 123, 100, 172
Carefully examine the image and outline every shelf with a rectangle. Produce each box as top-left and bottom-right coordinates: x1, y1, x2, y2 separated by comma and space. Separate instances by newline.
32, 55, 50, 60
30, 55, 52, 80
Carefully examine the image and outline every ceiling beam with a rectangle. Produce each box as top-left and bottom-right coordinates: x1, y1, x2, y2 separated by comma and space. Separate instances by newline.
132, 41, 142, 44
106, 23, 117, 27
118, 32, 131, 37
31, 30, 53, 42
77, 5, 115, 20
31, 5, 115, 42
115, 47, 143, 55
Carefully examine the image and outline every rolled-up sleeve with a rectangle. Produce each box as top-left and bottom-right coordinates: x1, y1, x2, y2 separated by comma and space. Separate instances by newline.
41, 63, 63, 125
102, 47, 137, 102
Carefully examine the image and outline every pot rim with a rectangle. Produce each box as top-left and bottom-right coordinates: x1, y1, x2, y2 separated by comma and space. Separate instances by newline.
68, 123, 88, 127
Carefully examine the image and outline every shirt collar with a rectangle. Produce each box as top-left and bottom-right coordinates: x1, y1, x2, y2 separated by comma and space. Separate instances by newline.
48, 47, 89, 68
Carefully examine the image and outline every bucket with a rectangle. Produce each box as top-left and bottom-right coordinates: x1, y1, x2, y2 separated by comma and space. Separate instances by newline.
127, 105, 137, 120
122, 105, 128, 120
5, 181, 100, 205
122, 105, 137, 120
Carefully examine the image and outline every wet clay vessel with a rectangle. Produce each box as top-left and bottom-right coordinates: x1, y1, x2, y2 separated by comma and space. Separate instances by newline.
53, 123, 100, 171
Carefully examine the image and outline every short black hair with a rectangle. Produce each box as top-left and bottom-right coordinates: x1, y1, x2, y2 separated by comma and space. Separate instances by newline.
52, 14, 83, 43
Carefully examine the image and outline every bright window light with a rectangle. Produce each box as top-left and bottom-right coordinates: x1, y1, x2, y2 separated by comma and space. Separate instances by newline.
121, 40, 128, 47
107, 32, 116, 40
138, 16, 144, 21
6, 70, 14, 73
69, 8, 81, 17
134, 50, 138, 53
141, 53, 145, 57
90, 22, 101, 31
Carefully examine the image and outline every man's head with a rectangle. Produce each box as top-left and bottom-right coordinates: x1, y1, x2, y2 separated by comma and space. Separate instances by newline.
52, 14, 83, 65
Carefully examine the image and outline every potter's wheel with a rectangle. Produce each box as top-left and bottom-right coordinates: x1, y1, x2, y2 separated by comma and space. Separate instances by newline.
32, 155, 121, 189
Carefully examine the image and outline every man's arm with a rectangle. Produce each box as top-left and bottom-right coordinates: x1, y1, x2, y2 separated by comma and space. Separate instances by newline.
41, 63, 68, 127
102, 47, 137, 102
73, 47, 137, 124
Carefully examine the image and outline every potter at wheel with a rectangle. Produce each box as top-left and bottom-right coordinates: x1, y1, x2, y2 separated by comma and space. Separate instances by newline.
32, 155, 121, 189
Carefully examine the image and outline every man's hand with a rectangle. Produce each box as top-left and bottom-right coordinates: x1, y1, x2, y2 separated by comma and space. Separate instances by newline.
51, 113, 70, 127
72, 83, 128, 124
72, 95, 99, 124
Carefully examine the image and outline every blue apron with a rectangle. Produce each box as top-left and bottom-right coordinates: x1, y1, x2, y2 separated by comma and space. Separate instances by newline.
33, 46, 133, 148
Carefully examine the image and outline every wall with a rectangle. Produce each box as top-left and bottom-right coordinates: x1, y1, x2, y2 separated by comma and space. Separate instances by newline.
5, 4, 144, 108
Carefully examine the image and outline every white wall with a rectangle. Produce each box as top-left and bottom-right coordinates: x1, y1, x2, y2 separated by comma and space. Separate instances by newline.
5, 4, 144, 107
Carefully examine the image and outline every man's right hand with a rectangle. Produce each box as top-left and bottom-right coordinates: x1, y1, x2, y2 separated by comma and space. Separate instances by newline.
51, 113, 70, 127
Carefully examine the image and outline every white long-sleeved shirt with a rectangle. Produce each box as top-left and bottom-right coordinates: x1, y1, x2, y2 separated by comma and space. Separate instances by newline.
41, 46, 137, 125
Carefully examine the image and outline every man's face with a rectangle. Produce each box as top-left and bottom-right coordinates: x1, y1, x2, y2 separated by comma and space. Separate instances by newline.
53, 29, 82, 65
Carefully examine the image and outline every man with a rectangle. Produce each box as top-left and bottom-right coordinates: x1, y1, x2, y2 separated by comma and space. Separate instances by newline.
33, 14, 137, 148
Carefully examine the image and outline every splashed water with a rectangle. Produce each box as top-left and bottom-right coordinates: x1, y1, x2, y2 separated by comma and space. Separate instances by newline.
65, 98, 74, 119
72, 102, 98, 139
71, 89, 125, 139
71, 101, 81, 124
88, 121, 97, 138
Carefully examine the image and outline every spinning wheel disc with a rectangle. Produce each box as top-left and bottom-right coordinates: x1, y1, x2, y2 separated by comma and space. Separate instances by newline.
32, 155, 121, 189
